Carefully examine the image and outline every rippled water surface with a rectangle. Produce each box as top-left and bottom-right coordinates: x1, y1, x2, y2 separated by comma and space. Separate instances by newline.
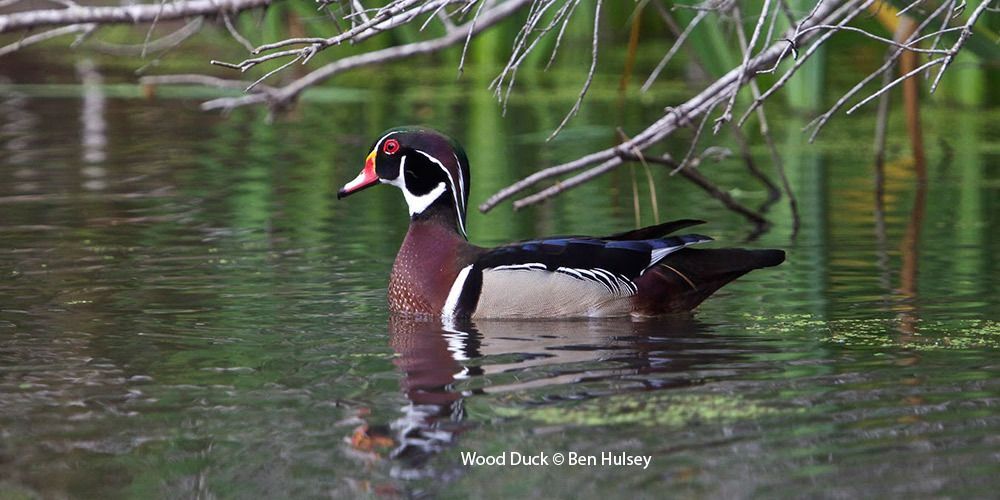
1, 61, 998, 498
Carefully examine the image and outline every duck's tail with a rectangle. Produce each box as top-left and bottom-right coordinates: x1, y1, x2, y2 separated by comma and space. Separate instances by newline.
632, 248, 785, 315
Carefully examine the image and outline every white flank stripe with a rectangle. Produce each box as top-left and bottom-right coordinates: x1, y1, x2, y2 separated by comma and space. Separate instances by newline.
442, 264, 474, 318
589, 268, 616, 293
556, 266, 637, 298
492, 263, 547, 272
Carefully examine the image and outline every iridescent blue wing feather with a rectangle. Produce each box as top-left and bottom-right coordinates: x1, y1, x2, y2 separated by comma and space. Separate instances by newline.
477, 233, 712, 279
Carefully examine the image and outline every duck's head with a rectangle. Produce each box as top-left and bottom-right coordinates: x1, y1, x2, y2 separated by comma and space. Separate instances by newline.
338, 127, 470, 238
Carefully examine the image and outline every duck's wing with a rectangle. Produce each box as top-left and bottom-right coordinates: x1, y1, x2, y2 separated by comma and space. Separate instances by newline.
501, 219, 707, 245
444, 234, 712, 318
600, 219, 706, 241
478, 233, 713, 279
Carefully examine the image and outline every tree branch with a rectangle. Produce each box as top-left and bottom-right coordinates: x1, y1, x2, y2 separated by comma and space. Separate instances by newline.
480, 0, 847, 213
199, 0, 532, 112
0, 0, 271, 33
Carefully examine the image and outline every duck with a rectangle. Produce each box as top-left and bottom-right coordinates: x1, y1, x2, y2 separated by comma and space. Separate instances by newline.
337, 126, 784, 319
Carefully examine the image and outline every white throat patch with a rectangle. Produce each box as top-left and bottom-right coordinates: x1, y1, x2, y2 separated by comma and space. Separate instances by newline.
383, 155, 447, 217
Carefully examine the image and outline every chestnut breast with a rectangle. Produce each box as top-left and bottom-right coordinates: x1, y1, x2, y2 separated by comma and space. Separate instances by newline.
388, 221, 468, 315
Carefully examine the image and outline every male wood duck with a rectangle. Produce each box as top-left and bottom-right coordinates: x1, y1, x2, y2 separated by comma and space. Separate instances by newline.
338, 127, 784, 318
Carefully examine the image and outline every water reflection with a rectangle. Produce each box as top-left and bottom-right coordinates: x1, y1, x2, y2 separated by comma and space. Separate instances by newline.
382, 315, 749, 477
76, 59, 108, 191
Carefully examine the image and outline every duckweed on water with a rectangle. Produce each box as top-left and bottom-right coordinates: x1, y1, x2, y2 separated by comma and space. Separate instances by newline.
742, 314, 1000, 351
495, 393, 783, 427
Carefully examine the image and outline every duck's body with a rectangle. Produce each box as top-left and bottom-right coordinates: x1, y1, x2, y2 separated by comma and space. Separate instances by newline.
339, 127, 784, 319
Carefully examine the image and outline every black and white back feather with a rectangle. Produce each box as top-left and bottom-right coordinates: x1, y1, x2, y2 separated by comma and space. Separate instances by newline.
476, 233, 711, 297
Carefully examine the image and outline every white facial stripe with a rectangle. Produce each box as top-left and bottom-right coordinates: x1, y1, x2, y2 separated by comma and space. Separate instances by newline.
372, 131, 398, 156
453, 151, 465, 212
414, 149, 466, 237
442, 264, 474, 318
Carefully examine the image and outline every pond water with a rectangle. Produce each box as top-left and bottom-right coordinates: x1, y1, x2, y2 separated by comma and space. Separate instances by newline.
0, 55, 998, 498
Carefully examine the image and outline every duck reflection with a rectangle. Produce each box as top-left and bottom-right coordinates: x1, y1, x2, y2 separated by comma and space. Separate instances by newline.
382, 315, 743, 474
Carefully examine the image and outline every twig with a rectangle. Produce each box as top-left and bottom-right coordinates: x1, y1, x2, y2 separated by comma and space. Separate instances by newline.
846, 58, 944, 114
245, 53, 304, 91
796, 24, 951, 54
800, 0, 958, 141
458, 0, 485, 76
929, 0, 991, 94
737, 0, 876, 129
897, 0, 926, 17
730, 3, 798, 234
872, 33, 897, 168
141, 0, 169, 58
0, 23, 92, 57
728, 123, 781, 212
619, 152, 770, 228
480, 0, 845, 213
714, 0, 771, 134
201, 0, 532, 111
672, 100, 718, 174
82, 17, 202, 56
545, 0, 581, 70
547, 0, 601, 141
640, 9, 707, 92
140, 73, 272, 91
223, 11, 255, 52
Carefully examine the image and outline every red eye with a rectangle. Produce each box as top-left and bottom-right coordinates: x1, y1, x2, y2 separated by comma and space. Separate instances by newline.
383, 139, 400, 155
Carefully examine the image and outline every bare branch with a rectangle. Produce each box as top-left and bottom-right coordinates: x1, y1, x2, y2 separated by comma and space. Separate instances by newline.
547, 0, 601, 141
672, 100, 719, 174
714, 0, 772, 133
796, 24, 952, 54
801, 0, 958, 141
929, 0, 992, 93
846, 57, 944, 114
140, 73, 270, 91
640, 9, 707, 92
0, 22, 92, 57
730, 4, 798, 232
82, 17, 202, 57
141, 0, 169, 59
897, 0, 927, 17
222, 11, 255, 53
200, 0, 532, 112
481, 0, 846, 213
621, 152, 770, 229
738, 0, 882, 129
0, 0, 271, 33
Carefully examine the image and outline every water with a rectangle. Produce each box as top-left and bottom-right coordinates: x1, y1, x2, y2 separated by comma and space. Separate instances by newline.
0, 58, 998, 498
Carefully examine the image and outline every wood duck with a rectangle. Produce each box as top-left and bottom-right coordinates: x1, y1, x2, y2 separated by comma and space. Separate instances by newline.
337, 127, 784, 319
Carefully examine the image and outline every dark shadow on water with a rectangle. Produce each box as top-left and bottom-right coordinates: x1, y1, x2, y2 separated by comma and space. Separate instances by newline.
378, 314, 757, 480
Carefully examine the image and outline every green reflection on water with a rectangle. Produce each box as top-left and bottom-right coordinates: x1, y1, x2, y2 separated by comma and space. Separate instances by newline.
0, 35, 998, 499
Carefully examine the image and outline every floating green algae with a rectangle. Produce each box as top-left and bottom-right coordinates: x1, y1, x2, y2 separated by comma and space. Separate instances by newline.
495, 392, 783, 428
741, 314, 1000, 351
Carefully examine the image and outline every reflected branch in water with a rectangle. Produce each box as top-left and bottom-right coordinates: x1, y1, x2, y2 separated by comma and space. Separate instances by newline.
897, 167, 926, 339
76, 59, 106, 194
896, 11, 927, 340
872, 24, 900, 298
